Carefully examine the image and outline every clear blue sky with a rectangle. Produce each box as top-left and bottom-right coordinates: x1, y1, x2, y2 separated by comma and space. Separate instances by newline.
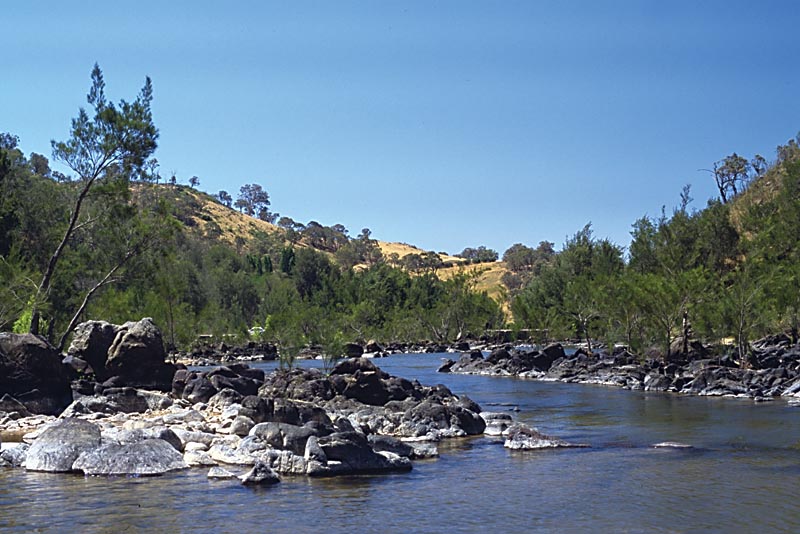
3, 1, 799, 255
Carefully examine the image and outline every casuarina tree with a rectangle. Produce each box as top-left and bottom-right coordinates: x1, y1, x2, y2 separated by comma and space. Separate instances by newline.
28, 64, 158, 336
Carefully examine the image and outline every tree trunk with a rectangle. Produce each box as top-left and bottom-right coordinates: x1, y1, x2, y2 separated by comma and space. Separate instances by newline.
30, 177, 96, 337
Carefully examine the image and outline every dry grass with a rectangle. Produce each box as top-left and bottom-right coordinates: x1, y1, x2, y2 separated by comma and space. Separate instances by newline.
174, 188, 513, 313
437, 261, 512, 317
377, 241, 464, 263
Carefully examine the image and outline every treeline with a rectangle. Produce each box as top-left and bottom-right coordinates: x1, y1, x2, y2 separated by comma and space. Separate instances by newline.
506, 136, 800, 361
0, 139, 503, 351
0, 66, 503, 352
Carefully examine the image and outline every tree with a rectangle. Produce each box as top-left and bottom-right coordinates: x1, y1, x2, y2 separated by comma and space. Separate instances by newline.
457, 246, 499, 263
237, 183, 270, 217
29, 153, 50, 177
217, 190, 232, 207
29, 64, 158, 336
711, 153, 750, 203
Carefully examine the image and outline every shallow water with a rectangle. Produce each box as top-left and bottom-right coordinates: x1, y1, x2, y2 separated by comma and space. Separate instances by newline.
2, 353, 799, 533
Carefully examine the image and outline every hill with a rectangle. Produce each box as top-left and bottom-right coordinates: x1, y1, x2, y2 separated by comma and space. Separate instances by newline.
170, 186, 512, 311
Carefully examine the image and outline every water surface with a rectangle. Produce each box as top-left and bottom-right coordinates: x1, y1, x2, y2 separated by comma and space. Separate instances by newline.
2, 353, 799, 533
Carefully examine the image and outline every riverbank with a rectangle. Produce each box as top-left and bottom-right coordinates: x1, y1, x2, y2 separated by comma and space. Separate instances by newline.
439, 336, 800, 401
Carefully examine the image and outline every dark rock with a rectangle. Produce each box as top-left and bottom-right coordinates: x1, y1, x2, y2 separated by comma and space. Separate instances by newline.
183, 376, 218, 404
542, 343, 566, 362
342, 370, 390, 406
249, 422, 317, 455
209, 374, 257, 396
644, 373, 673, 392
486, 348, 511, 364
402, 400, 485, 437
239, 461, 280, 485
437, 359, 455, 373
317, 431, 411, 474
66, 321, 116, 380
367, 434, 414, 458
365, 340, 384, 353
455, 394, 482, 414
104, 318, 176, 391
0, 393, 32, 419
73, 438, 187, 475
330, 357, 387, 378
171, 368, 192, 398
24, 418, 102, 472
344, 343, 364, 358
207, 388, 244, 409
0, 333, 73, 415
238, 395, 272, 423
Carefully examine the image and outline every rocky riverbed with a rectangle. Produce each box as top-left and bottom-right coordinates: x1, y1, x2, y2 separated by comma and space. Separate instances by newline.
439, 335, 800, 401
0, 319, 573, 485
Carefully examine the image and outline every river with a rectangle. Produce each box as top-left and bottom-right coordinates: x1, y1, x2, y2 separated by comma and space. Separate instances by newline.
2, 352, 799, 533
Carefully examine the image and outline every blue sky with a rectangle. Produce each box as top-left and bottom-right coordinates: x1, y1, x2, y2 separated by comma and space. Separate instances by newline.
3, 1, 799, 256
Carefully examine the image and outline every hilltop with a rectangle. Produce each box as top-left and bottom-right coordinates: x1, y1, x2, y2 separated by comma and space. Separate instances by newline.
163, 185, 511, 313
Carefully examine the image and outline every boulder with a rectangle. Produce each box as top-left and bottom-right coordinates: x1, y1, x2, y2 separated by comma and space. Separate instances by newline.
23, 418, 102, 472
208, 466, 238, 479
330, 357, 386, 377
0, 393, 33, 419
541, 343, 566, 363
0, 443, 29, 467
437, 359, 455, 373
66, 318, 177, 392
344, 343, 364, 358
341, 370, 391, 406
0, 333, 73, 415
249, 422, 316, 455
239, 461, 281, 485
367, 434, 414, 458
105, 318, 176, 391
73, 438, 187, 475
207, 388, 244, 410
503, 423, 587, 450
316, 431, 411, 474
481, 412, 514, 436
401, 400, 485, 437
183, 376, 218, 404
102, 426, 182, 452
66, 321, 116, 380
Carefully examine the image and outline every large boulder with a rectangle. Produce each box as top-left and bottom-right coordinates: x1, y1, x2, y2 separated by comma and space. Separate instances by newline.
316, 431, 412, 474
72, 438, 187, 475
0, 333, 72, 415
66, 318, 177, 392
66, 321, 116, 380
23, 418, 102, 472
105, 318, 176, 391
400, 400, 486, 437
249, 422, 318, 455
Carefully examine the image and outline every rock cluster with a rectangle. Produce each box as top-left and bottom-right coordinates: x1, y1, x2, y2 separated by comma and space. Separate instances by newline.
66, 318, 177, 391
440, 337, 800, 400
1, 355, 499, 481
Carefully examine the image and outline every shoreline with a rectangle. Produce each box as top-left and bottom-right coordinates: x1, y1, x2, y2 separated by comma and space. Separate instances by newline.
439, 340, 800, 402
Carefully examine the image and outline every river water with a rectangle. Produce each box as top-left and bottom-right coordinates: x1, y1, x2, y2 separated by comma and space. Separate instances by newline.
2, 352, 800, 533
